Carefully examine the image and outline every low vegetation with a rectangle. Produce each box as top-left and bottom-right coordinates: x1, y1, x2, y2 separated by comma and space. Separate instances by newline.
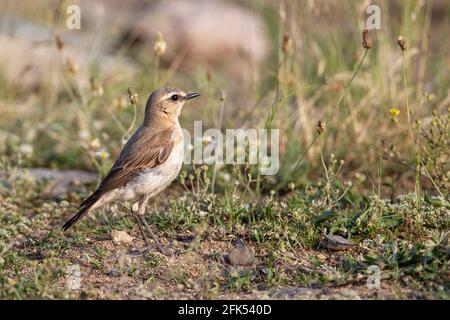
0, 0, 448, 299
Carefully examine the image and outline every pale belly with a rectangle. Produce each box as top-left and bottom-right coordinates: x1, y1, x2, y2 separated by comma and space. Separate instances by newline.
103, 142, 184, 203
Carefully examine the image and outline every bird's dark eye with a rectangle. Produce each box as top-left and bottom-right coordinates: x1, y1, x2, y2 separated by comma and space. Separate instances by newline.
171, 94, 179, 101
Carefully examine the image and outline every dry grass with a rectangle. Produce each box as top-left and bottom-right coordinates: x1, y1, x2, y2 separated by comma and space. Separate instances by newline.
0, 0, 448, 299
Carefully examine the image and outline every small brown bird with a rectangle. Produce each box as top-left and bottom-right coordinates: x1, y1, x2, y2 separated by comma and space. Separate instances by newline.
62, 87, 200, 253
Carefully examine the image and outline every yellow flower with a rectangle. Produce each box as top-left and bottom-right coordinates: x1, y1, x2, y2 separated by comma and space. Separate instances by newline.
424, 92, 435, 102
388, 108, 400, 117
95, 149, 110, 160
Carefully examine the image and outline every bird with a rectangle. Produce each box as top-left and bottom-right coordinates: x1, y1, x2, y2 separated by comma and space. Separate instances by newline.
62, 87, 200, 254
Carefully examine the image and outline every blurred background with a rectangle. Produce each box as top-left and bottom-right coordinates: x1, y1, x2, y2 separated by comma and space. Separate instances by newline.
0, 0, 449, 301
0, 0, 448, 197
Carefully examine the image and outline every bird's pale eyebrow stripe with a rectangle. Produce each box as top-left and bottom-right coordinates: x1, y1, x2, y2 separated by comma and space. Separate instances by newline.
161, 90, 183, 101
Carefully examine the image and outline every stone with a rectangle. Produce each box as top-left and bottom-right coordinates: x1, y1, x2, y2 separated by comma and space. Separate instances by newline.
319, 235, 354, 250
227, 239, 256, 266
0, 168, 97, 199
119, 0, 270, 74
111, 230, 134, 244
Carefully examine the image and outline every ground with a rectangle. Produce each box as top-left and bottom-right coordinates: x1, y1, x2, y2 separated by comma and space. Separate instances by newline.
0, 172, 448, 299
0, 0, 449, 300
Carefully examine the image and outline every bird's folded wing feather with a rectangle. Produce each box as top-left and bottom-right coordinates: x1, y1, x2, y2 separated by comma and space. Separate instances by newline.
81, 127, 174, 205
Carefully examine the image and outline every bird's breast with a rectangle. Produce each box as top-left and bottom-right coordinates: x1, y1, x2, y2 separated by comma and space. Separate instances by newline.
131, 140, 184, 197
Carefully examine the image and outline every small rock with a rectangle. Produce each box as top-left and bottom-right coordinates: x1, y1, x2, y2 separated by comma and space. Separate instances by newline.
235, 238, 245, 249
13, 231, 48, 249
319, 235, 354, 250
270, 287, 317, 299
175, 234, 195, 243
105, 270, 121, 278
111, 230, 134, 244
30, 230, 49, 242
0, 168, 97, 199
227, 239, 256, 266
25, 250, 46, 261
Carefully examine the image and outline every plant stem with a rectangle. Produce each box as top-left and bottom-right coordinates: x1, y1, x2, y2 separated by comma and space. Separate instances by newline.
211, 94, 226, 194
122, 103, 137, 143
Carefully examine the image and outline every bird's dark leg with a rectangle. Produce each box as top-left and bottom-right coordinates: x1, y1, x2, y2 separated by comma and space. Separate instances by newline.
141, 216, 164, 249
131, 202, 149, 246
138, 195, 172, 255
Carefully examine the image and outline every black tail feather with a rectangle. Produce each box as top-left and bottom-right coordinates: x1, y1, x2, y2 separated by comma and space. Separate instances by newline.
62, 206, 90, 231
62, 193, 101, 231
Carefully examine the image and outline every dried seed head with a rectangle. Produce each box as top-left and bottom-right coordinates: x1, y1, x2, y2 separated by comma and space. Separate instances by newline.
90, 138, 100, 149
90, 77, 104, 97
397, 36, 407, 51
127, 87, 139, 105
362, 29, 372, 49
153, 32, 167, 57
206, 69, 212, 82
113, 94, 127, 110
219, 89, 227, 101
317, 120, 327, 134
55, 34, 64, 51
65, 57, 78, 75
202, 136, 212, 144
282, 32, 291, 54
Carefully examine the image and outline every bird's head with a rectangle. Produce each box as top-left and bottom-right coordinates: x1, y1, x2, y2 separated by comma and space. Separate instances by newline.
144, 87, 200, 125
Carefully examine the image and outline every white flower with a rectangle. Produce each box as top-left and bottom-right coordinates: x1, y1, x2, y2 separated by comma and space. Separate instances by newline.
78, 130, 90, 140
19, 143, 33, 156
93, 120, 104, 130
220, 172, 231, 182
95, 149, 110, 160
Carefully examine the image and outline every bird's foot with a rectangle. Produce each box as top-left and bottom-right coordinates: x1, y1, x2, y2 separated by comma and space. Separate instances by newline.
132, 214, 177, 256
139, 216, 177, 255
142, 242, 175, 256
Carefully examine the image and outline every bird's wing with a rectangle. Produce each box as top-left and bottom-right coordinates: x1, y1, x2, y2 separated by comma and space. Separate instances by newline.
80, 127, 175, 206
63, 126, 176, 231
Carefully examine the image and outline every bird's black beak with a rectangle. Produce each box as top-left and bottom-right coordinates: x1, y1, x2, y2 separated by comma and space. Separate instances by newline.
185, 92, 201, 100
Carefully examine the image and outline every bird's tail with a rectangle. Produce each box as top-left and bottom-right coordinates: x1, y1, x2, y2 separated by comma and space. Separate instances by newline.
62, 193, 100, 231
